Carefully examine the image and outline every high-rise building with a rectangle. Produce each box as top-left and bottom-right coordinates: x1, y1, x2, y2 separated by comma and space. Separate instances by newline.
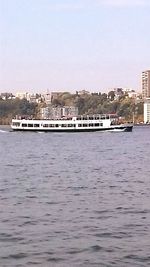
144, 98, 150, 123
142, 70, 150, 98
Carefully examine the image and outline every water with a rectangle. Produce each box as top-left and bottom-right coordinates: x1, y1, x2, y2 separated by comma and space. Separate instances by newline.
0, 126, 150, 267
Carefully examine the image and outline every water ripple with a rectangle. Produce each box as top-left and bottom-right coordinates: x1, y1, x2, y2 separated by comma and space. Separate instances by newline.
1, 126, 150, 266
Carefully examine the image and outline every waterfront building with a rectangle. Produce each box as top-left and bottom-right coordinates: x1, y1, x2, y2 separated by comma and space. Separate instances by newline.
142, 70, 150, 98
40, 106, 78, 119
61, 106, 78, 117
40, 107, 50, 119
144, 98, 150, 123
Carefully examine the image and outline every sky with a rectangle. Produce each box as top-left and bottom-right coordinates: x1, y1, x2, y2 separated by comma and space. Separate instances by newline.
0, 0, 150, 93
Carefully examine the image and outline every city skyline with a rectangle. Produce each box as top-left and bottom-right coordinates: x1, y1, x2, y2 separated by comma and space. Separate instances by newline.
0, 0, 150, 93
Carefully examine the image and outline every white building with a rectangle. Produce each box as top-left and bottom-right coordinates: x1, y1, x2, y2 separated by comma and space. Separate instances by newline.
16, 92, 28, 99
40, 106, 78, 119
142, 70, 150, 98
144, 98, 150, 123
16, 92, 41, 103
61, 106, 78, 117
44, 93, 51, 105
40, 107, 50, 119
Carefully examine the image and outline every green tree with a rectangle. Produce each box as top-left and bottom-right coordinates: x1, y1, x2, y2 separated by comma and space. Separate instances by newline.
108, 91, 115, 101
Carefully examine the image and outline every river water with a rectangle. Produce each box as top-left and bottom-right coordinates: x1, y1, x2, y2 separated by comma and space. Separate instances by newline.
0, 126, 150, 267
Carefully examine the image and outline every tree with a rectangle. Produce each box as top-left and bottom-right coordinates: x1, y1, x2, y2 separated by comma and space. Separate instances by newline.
74, 96, 85, 114
108, 91, 115, 101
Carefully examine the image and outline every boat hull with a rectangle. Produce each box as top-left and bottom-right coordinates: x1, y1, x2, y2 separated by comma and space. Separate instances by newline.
11, 116, 133, 132
11, 126, 133, 132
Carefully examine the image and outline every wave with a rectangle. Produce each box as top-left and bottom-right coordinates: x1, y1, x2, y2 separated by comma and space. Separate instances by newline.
0, 129, 8, 133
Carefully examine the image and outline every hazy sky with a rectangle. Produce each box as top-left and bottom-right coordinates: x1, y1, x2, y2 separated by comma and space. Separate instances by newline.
0, 0, 150, 93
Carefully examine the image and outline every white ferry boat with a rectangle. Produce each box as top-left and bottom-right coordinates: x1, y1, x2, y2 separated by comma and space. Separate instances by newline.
11, 114, 133, 132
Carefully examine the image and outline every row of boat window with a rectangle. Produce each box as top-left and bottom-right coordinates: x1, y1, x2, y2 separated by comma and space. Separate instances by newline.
22, 123, 40, 127
43, 124, 76, 128
13, 122, 103, 127
78, 123, 103, 127
76, 116, 109, 120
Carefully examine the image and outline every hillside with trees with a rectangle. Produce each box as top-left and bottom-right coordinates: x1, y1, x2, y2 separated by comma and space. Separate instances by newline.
0, 91, 143, 124
51, 92, 143, 123
0, 98, 37, 124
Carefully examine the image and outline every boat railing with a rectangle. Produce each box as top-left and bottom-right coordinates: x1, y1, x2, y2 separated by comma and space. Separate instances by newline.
13, 114, 117, 121
76, 114, 111, 120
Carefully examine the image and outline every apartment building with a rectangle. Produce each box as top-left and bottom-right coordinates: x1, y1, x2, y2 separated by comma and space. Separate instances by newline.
40, 106, 78, 119
144, 98, 150, 123
142, 70, 150, 98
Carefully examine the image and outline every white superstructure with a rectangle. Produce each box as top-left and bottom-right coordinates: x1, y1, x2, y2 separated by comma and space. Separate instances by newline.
11, 114, 133, 132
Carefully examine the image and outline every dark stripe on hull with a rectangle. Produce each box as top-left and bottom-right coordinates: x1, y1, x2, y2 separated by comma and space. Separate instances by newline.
123, 127, 133, 132
12, 126, 133, 132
